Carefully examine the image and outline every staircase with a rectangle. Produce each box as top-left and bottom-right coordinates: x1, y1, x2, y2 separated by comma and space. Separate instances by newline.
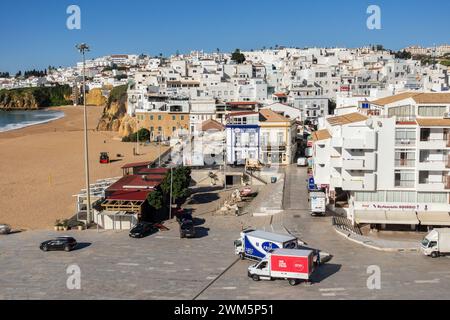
332, 216, 362, 235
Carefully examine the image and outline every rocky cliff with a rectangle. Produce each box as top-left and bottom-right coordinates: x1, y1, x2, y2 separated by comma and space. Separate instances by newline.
0, 85, 72, 110
96, 84, 137, 137
86, 88, 107, 106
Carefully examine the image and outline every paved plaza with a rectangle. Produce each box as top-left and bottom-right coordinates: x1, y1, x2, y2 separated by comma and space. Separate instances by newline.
1, 166, 449, 300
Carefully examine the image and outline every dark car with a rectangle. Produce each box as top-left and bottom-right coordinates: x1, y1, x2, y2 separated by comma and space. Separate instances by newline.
180, 220, 195, 239
129, 222, 159, 238
176, 211, 193, 224
40, 237, 77, 252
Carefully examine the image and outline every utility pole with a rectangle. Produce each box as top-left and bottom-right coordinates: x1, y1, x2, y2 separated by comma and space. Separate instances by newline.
169, 166, 173, 219
76, 43, 92, 225
136, 119, 139, 156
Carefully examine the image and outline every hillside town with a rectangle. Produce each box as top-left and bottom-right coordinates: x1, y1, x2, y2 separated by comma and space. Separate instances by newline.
2, 45, 450, 301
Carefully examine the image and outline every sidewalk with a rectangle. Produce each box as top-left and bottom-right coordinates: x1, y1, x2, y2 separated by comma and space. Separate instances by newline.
333, 226, 420, 253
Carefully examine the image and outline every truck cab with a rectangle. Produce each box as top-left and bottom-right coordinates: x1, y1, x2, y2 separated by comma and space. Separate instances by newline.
421, 228, 450, 258
248, 259, 271, 281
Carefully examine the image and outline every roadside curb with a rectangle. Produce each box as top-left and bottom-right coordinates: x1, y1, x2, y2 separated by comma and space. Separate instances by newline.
334, 227, 420, 253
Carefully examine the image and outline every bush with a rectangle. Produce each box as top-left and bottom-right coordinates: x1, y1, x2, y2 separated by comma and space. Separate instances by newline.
121, 128, 150, 142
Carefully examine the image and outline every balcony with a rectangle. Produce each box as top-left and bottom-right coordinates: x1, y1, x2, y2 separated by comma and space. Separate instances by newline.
330, 176, 343, 188
330, 157, 343, 168
342, 174, 376, 191
331, 137, 343, 148
395, 159, 416, 168
343, 131, 377, 150
395, 139, 416, 147
418, 139, 450, 150
343, 153, 377, 171
417, 160, 447, 171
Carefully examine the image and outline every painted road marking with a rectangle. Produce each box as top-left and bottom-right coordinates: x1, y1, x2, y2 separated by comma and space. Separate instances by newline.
117, 262, 139, 266
163, 261, 174, 265
319, 288, 346, 292
414, 279, 440, 284
321, 293, 336, 297
222, 287, 237, 290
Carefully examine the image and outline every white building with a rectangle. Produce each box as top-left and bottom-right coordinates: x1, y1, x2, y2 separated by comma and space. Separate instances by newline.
311, 92, 450, 230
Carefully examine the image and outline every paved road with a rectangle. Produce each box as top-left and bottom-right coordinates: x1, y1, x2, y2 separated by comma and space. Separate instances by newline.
197, 166, 450, 300
1, 166, 449, 300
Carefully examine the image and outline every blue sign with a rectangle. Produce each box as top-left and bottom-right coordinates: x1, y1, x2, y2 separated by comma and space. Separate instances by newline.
308, 177, 316, 190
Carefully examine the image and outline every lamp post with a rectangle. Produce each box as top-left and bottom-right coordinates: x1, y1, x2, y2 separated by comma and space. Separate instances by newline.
169, 166, 173, 219
76, 43, 92, 225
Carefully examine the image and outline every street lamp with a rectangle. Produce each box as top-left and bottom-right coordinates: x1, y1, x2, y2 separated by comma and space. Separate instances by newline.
76, 43, 92, 225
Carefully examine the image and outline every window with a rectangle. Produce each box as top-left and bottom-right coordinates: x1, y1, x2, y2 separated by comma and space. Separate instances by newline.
158, 115, 162, 121
395, 150, 416, 167
395, 129, 416, 145
150, 115, 154, 120
355, 191, 385, 202
418, 106, 446, 117
394, 170, 415, 188
388, 105, 415, 121
386, 191, 415, 203
172, 115, 176, 121
158, 126, 162, 132
172, 127, 176, 132
418, 192, 447, 203
181, 116, 184, 120
150, 126, 154, 131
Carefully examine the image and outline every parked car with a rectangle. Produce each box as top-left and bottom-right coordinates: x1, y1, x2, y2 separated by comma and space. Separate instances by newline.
0, 224, 11, 235
180, 220, 196, 238
129, 222, 159, 238
176, 209, 193, 224
40, 237, 77, 252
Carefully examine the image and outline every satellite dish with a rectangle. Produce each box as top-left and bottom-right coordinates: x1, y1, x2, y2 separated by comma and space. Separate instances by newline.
366, 118, 374, 128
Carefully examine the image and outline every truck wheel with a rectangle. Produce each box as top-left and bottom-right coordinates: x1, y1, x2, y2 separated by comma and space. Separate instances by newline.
431, 251, 439, 258
252, 274, 260, 281
288, 279, 298, 286
239, 253, 245, 260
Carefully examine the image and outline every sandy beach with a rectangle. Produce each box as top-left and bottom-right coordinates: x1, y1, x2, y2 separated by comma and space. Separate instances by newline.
0, 106, 168, 230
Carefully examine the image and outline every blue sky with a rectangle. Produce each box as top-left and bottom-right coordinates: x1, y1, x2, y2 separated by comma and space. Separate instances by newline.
1, 0, 449, 73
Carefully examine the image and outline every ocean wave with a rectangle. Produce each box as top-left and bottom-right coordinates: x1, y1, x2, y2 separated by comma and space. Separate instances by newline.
0, 111, 65, 133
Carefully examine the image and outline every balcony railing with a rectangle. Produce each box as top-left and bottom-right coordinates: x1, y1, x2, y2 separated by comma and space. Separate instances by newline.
395, 139, 416, 147
395, 159, 416, 167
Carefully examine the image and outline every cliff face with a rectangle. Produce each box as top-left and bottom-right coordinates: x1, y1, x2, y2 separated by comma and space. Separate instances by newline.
96, 84, 137, 136
0, 90, 40, 110
0, 85, 72, 110
86, 88, 107, 106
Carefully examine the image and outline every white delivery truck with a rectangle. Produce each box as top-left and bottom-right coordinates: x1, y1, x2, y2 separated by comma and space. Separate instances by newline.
234, 230, 298, 261
297, 157, 307, 167
248, 248, 315, 286
421, 228, 450, 258
309, 191, 326, 216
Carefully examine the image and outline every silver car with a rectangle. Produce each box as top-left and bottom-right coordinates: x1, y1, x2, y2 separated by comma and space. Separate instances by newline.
0, 224, 11, 235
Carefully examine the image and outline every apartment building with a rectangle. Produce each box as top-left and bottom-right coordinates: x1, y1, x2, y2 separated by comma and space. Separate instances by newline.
311, 93, 450, 229
225, 109, 297, 166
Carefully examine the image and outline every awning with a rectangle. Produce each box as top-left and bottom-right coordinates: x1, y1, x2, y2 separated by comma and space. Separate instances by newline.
355, 210, 419, 225
385, 211, 419, 225
418, 212, 450, 226
354, 210, 388, 224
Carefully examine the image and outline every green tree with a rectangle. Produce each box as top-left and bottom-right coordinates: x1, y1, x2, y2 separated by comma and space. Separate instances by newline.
161, 166, 192, 203
147, 190, 163, 210
231, 49, 246, 64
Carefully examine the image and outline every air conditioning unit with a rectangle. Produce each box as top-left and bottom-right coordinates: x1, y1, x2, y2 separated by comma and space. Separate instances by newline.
444, 112, 450, 119
401, 140, 410, 145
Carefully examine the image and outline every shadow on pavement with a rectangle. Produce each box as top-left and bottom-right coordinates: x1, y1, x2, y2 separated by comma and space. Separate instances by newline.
311, 263, 341, 284
194, 227, 210, 238
188, 193, 220, 204
73, 242, 92, 251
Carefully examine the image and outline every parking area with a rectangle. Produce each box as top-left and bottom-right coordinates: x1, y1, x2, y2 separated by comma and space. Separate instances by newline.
1, 166, 450, 300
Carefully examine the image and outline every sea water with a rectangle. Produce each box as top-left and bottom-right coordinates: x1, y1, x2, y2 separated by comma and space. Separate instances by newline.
0, 110, 65, 133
